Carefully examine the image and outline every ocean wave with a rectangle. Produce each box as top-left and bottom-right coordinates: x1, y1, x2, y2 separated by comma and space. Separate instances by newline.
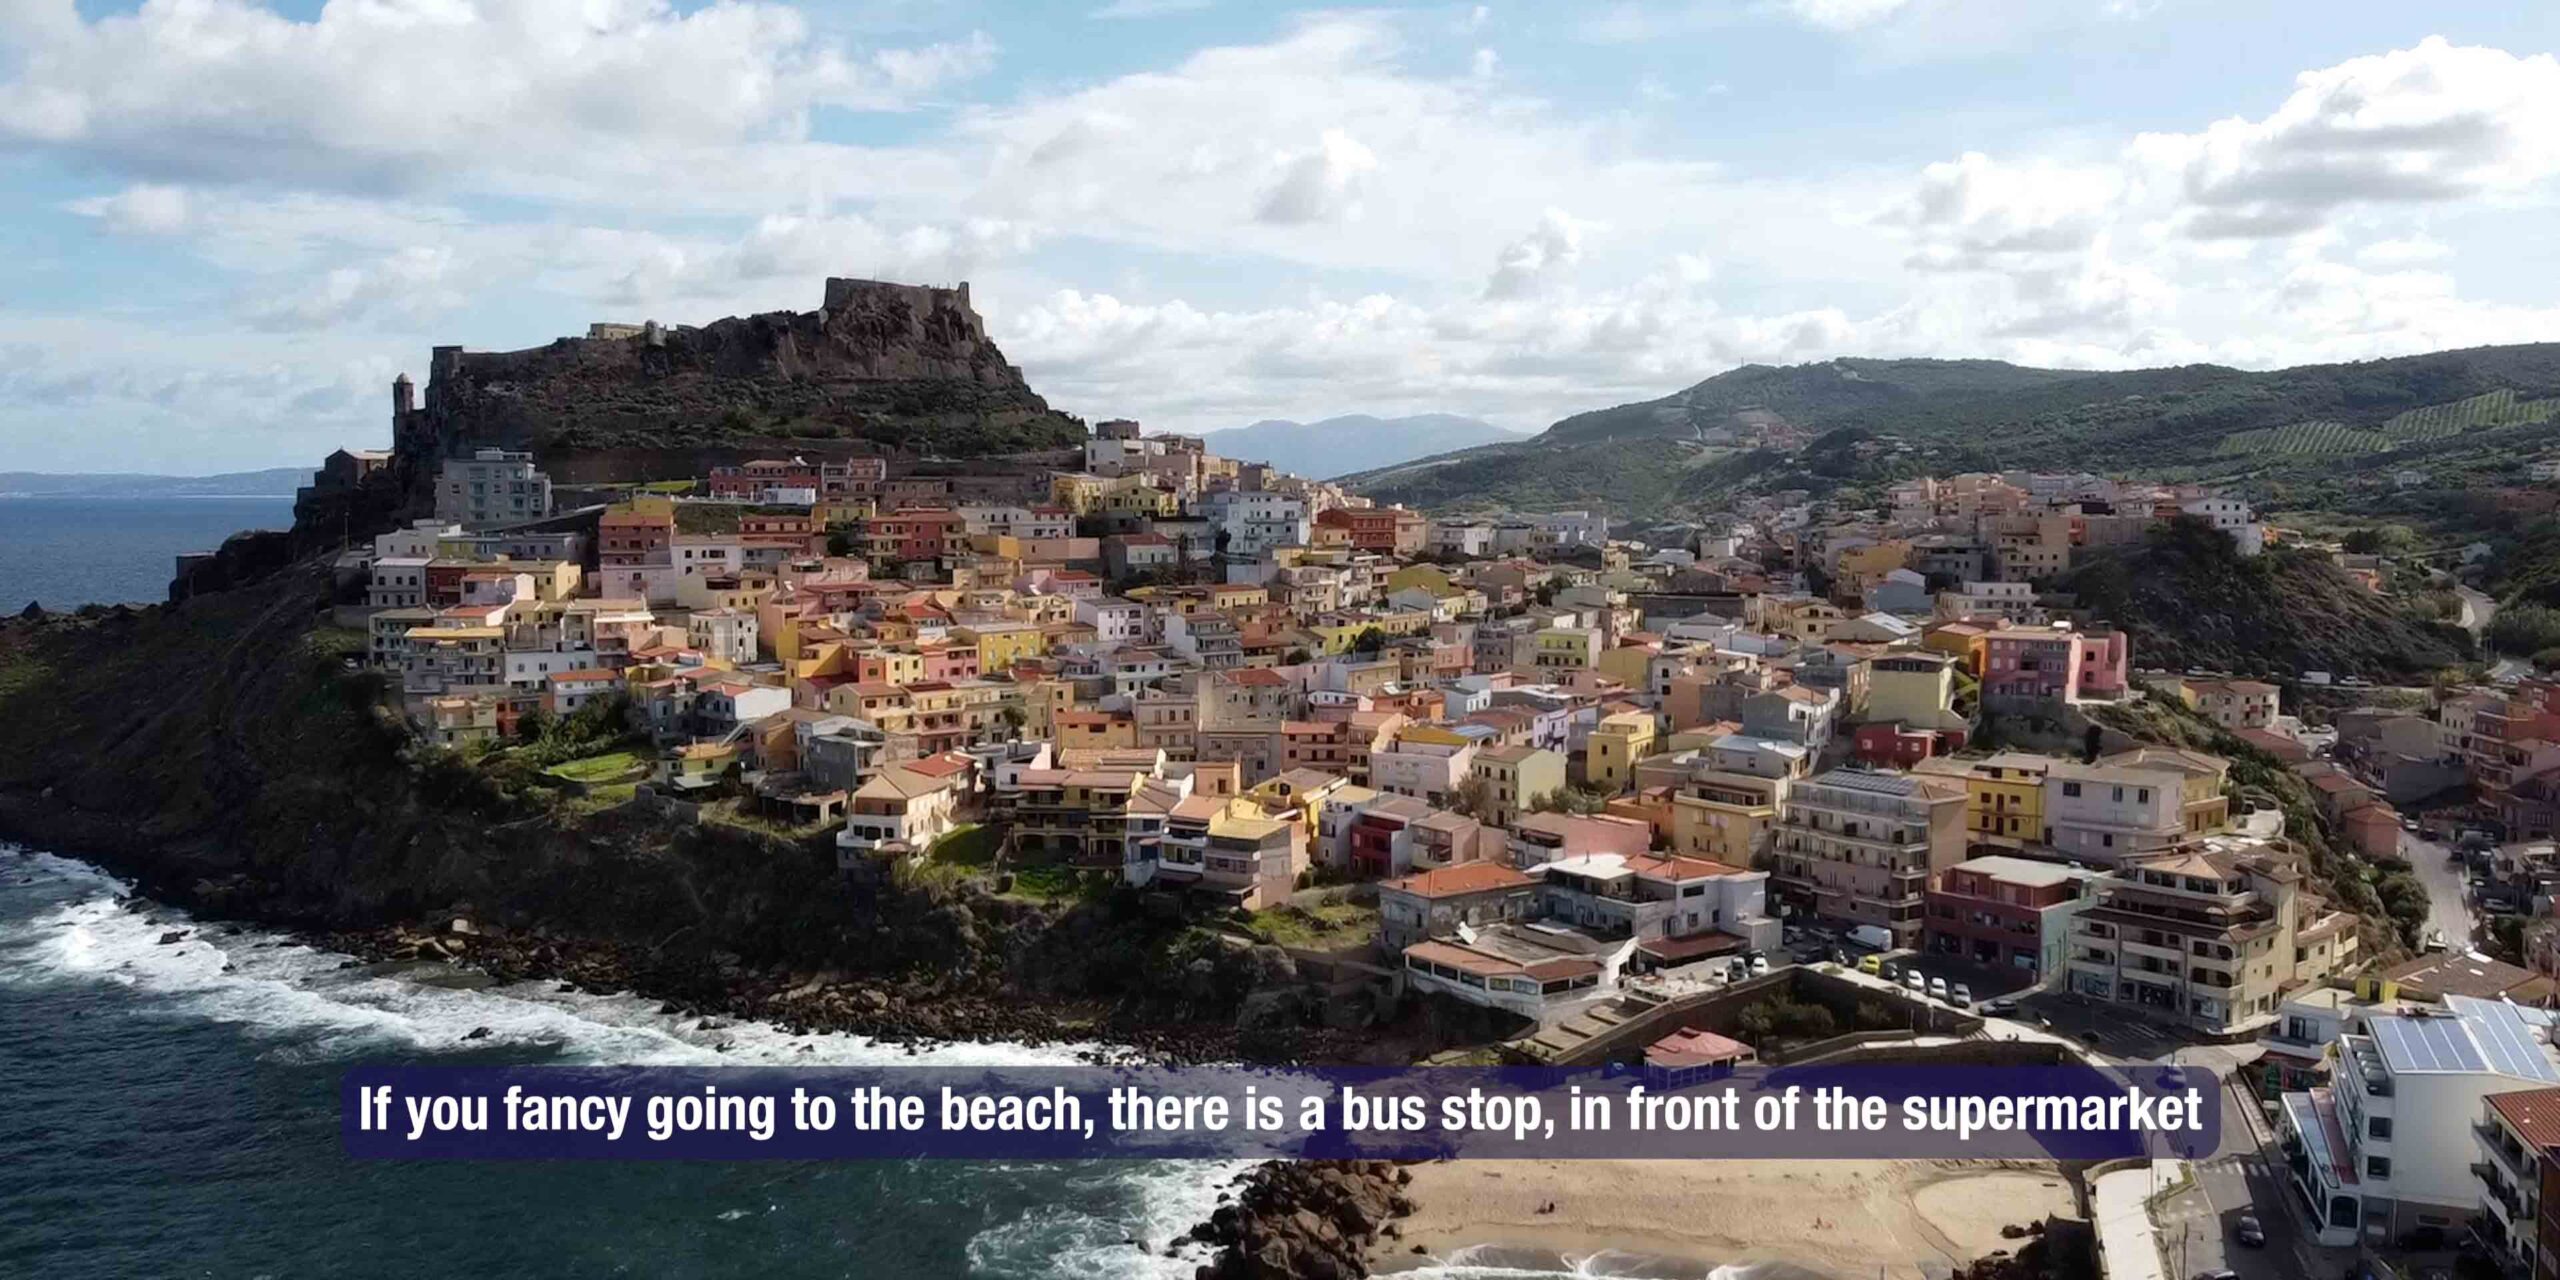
0, 842, 1093, 1069
0, 843, 1250, 1278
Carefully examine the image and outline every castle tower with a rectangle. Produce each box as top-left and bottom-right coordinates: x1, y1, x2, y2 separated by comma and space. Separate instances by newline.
392, 372, 414, 419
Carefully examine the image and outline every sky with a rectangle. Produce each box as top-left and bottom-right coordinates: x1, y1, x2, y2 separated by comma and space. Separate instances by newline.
3, 1, 2559, 473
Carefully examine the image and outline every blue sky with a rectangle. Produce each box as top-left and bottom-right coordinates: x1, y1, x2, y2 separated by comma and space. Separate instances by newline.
3, 0, 2558, 472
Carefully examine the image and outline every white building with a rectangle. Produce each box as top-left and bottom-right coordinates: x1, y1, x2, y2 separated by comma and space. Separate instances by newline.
686, 609, 759, 665
2283, 996, 2560, 1247
368, 556, 430, 609
2180, 496, 2265, 556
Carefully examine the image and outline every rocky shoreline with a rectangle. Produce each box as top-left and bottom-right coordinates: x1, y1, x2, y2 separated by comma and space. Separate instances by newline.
315, 912, 1324, 1064
1183, 1160, 1415, 1280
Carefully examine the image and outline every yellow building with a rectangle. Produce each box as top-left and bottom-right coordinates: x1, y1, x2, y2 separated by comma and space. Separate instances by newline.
1049, 472, 1107, 516
1833, 540, 1913, 593
1670, 772, 1786, 863
1469, 745, 1564, 829
1533, 627, 1601, 672
1916, 752, 2050, 846
956, 621, 1048, 674
1594, 639, 1659, 692
1584, 710, 1659, 796
1865, 650, 1960, 726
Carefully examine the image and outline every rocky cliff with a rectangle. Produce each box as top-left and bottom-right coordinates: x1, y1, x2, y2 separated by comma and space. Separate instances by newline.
285, 278, 1085, 547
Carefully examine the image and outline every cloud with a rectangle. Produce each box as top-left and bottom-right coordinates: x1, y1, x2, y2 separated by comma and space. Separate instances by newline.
1254, 129, 1381, 225
1782, 0, 1911, 32
0, 0, 996, 196
2134, 36, 2560, 239
1089, 0, 1215, 17
1483, 210, 1591, 299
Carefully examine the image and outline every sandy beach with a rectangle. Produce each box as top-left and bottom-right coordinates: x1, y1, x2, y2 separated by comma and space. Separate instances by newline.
1374, 1159, 2077, 1278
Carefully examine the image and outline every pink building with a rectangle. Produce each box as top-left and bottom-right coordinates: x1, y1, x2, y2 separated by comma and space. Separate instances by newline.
1982, 624, 2129, 714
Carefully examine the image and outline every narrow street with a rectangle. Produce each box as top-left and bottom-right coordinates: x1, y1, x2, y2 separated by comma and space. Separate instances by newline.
2401, 829, 2478, 950
2156, 1071, 2305, 1280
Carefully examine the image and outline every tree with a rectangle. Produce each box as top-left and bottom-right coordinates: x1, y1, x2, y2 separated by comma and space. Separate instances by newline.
1352, 626, 1388, 655
1283, 648, 1313, 665
1450, 775, 1491, 819
2490, 605, 2560, 658
1530, 786, 1610, 816
826, 530, 857, 557
998, 705, 1027, 741
2343, 524, 2419, 556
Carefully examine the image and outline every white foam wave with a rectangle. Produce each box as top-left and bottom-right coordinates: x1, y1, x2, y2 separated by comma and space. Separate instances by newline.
0, 843, 1247, 1279
960, 1158, 1250, 1279
0, 842, 1091, 1068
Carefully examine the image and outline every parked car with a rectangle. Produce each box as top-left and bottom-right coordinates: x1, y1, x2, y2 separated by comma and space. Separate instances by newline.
1951, 984, 1974, 1009
1981, 996, 2019, 1017
1928, 976, 1949, 1001
2193, 1270, 2239, 1280
1750, 955, 1772, 977
1831, 947, 1850, 967
1859, 954, 1883, 975
1903, 970, 1925, 993
2234, 1214, 2264, 1248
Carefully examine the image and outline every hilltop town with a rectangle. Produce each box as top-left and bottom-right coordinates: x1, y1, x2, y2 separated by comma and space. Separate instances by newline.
29, 291, 2560, 1280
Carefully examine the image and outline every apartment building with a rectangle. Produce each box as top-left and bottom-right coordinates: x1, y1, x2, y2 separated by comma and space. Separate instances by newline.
435, 448, 552, 527
2066, 842, 2358, 1035
2473, 1085, 2560, 1280
1922, 855, 2103, 981
1767, 768, 1968, 947
1469, 744, 1565, 829
2285, 996, 2560, 1247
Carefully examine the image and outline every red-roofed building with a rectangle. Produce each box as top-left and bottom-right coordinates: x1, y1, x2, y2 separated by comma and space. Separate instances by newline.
1642, 1028, 1756, 1088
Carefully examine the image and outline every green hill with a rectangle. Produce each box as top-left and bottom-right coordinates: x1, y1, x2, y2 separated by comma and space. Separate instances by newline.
1346, 344, 2560, 519
2057, 518, 2472, 683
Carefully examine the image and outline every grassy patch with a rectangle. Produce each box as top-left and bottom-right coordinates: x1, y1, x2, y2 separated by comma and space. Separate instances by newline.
925, 823, 1000, 868
639, 480, 697, 494
1004, 863, 1101, 902
1247, 900, 1380, 950
545, 750, 645, 783
301, 625, 371, 662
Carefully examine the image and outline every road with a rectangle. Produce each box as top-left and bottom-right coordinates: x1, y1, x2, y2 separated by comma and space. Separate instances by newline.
2401, 829, 2478, 950
2156, 1069, 2310, 1280
2458, 585, 2498, 636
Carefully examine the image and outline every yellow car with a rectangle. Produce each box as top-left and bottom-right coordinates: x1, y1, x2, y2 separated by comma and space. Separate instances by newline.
1858, 954, 1882, 975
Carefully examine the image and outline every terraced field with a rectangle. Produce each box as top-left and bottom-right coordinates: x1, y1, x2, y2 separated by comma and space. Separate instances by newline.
2214, 419, 2387, 457
2215, 391, 2560, 459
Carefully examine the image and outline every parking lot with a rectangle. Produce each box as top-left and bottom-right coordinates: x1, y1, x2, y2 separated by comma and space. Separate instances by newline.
1778, 922, 2035, 1011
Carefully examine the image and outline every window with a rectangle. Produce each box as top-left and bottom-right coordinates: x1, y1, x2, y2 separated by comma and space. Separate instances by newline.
2365, 1156, 2390, 1179
2368, 1116, 2391, 1140
2062, 782, 2082, 798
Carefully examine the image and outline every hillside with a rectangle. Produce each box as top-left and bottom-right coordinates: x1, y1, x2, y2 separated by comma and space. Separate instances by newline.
1204, 413, 1519, 479
0, 468, 307, 498
1345, 344, 2560, 519
2058, 518, 2472, 683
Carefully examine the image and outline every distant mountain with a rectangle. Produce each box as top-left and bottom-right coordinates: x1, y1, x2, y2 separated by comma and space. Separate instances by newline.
1206, 413, 1521, 479
1341, 345, 2560, 519
0, 468, 309, 498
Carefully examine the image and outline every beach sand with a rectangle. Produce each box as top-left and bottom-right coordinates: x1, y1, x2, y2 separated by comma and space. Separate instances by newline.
1374, 1160, 2077, 1278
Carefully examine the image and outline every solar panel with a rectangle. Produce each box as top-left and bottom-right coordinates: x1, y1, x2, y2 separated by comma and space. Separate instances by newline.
2463, 1000, 2560, 1083
2371, 1015, 2487, 1073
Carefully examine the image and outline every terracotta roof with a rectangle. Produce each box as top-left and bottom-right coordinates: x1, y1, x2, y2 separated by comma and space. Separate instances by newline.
1380, 862, 1532, 898
2488, 1087, 2560, 1150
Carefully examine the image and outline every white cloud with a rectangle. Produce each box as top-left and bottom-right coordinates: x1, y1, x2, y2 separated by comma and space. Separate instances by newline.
0, 0, 996, 196
1483, 210, 1591, 299
2134, 37, 2560, 239
1254, 128, 1381, 225
1089, 0, 1215, 17
1783, 0, 1911, 32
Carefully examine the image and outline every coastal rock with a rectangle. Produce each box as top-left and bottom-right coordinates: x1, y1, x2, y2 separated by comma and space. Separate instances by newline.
156, 930, 187, 945
1188, 1161, 1405, 1280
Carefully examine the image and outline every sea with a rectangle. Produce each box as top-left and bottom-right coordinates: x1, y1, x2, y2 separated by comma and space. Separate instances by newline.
0, 847, 1766, 1279
0, 496, 294, 611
